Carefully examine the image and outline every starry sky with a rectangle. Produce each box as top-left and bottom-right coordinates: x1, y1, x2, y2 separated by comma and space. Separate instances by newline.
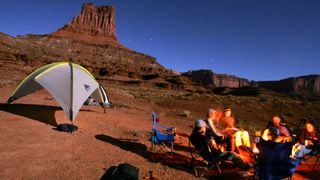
0, 0, 319, 81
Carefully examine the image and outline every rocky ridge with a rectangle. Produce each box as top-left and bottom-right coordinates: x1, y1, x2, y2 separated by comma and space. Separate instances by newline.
257, 75, 320, 98
182, 69, 251, 88
0, 3, 198, 90
0, 3, 319, 98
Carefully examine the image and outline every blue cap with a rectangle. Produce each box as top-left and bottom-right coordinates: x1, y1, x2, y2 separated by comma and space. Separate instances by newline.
195, 119, 207, 128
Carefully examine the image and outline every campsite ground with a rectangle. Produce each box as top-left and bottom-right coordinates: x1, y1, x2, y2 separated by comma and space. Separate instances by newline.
0, 84, 319, 179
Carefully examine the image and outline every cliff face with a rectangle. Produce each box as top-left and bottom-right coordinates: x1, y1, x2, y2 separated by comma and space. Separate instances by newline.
182, 70, 250, 88
62, 3, 116, 37
0, 3, 205, 92
51, 3, 121, 46
0, 3, 168, 87
182, 69, 320, 97
257, 75, 320, 97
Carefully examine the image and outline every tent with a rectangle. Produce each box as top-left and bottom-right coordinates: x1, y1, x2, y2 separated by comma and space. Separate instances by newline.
84, 83, 110, 107
98, 82, 110, 107
7, 62, 109, 123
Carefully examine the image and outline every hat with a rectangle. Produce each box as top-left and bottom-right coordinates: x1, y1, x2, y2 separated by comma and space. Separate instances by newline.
268, 126, 280, 137
306, 119, 319, 130
195, 119, 207, 128
224, 106, 231, 112
208, 108, 217, 114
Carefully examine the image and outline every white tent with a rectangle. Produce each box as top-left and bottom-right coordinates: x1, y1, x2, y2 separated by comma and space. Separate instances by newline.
84, 83, 110, 107
98, 82, 110, 107
7, 62, 109, 123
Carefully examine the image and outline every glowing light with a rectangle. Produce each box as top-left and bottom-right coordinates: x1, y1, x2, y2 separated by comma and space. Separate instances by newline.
253, 146, 259, 154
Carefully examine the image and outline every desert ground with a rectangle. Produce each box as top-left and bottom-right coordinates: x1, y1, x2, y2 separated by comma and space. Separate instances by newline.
0, 83, 319, 180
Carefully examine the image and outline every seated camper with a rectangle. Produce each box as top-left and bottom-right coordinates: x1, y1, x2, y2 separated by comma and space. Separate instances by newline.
189, 119, 251, 170
218, 107, 251, 151
204, 108, 234, 151
262, 115, 292, 143
292, 119, 320, 158
261, 126, 286, 143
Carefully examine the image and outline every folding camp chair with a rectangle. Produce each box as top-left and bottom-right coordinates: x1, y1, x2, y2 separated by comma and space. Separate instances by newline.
254, 138, 300, 180
150, 112, 175, 153
189, 140, 222, 177
303, 145, 320, 170
294, 121, 320, 170
307, 129, 320, 170
312, 152, 320, 170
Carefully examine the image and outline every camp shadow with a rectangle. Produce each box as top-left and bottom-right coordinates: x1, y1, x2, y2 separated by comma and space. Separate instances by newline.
95, 134, 196, 175
96, 134, 259, 179
0, 103, 97, 127
0, 103, 60, 126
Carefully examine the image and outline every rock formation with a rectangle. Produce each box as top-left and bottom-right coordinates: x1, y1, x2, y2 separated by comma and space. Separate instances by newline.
257, 75, 320, 97
0, 3, 159, 86
0, 3, 204, 92
182, 69, 250, 88
0, 3, 319, 98
63, 3, 116, 37
51, 3, 122, 47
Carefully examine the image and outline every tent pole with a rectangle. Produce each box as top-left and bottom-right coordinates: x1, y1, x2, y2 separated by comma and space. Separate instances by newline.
69, 62, 74, 115
100, 102, 106, 113
69, 62, 74, 132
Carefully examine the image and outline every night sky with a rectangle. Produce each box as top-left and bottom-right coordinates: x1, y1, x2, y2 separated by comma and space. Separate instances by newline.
0, 0, 319, 81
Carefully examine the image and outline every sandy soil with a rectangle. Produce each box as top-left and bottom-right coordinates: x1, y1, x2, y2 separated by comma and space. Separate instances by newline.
0, 85, 319, 180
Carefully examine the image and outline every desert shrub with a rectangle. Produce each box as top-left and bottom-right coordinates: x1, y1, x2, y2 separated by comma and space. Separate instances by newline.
212, 87, 233, 95
231, 87, 260, 96
259, 97, 267, 102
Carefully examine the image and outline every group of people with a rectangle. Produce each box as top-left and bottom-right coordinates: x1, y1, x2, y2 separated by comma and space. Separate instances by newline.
260, 114, 320, 159
190, 107, 253, 170
189, 106, 320, 170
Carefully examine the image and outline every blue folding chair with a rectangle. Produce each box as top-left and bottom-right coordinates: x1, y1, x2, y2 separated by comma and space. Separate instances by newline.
150, 112, 175, 153
254, 138, 301, 180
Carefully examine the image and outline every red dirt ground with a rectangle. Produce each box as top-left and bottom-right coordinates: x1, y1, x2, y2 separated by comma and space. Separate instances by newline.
0, 85, 318, 180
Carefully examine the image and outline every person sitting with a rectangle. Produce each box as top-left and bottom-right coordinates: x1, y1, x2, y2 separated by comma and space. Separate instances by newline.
204, 108, 223, 137
189, 119, 251, 170
220, 107, 236, 131
204, 108, 234, 151
292, 120, 320, 158
262, 115, 291, 143
261, 126, 285, 143
219, 107, 251, 151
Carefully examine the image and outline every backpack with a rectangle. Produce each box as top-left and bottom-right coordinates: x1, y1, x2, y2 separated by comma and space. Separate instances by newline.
57, 124, 78, 132
101, 163, 139, 180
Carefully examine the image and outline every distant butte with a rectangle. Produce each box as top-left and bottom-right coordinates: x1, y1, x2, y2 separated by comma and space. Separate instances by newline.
51, 3, 121, 47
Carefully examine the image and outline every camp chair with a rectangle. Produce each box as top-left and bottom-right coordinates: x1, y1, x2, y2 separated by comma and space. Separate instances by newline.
293, 120, 320, 170
303, 140, 320, 170
150, 112, 175, 153
311, 152, 320, 170
304, 150, 320, 170
189, 139, 222, 177
254, 138, 300, 180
